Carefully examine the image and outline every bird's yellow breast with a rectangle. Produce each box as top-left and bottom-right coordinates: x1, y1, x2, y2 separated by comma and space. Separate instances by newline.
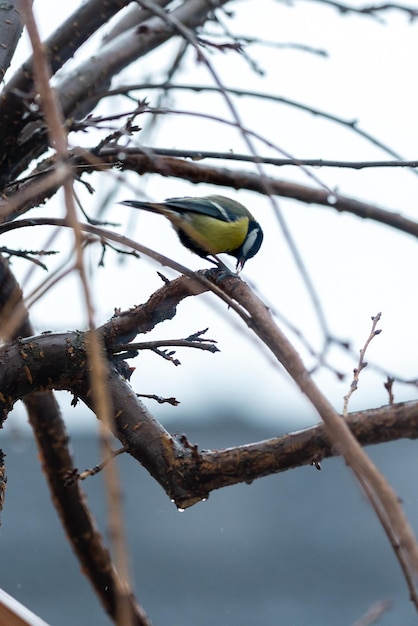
176, 214, 249, 255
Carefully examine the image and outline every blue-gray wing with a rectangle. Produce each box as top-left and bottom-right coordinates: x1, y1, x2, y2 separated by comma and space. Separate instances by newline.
164, 196, 232, 222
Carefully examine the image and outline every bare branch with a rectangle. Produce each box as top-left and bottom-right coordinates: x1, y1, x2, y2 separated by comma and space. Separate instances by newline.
0, 450, 5, 519
343, 313, 382, 416
0, 0, 230, 185
0, 255, 151, 625
0, 0, 24, 79
0, 0, 131, 181
113, 337, 219, 354
80, 144, 418, 170
105, 82, 413, 167
16, 4, 147, 622
302, 0, 418, 20
76, 149, 418, 240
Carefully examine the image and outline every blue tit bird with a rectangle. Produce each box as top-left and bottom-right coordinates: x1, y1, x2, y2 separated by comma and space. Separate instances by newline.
119, 195, 263, 271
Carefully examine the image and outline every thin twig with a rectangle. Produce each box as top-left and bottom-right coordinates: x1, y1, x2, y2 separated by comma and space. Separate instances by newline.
113, 338, 219, 353
105, 82, 415, 170
91, 144, 418, 170
306, 0, 418, 20
352, 599, 392, 626
79, 446, 128, 481
343, 313, 382, 416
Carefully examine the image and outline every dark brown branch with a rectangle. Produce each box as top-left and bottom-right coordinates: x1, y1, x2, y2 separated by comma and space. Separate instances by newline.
0, 450, 5, 521
1, 272, 418, 509
0, 0, 130, 182
2, 153, 418, 254
113, 271, 418, 602
3, 268, 418, 608
90, 150, 418, 239
3, 319, 418, 506
178, 400, 418, 494
23, 392, 152, 626
0, 0, 231, 186
0, 254, 152, 626
0, 1, 24, 79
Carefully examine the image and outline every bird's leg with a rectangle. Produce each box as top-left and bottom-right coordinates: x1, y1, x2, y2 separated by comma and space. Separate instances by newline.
211, 254, 235, 275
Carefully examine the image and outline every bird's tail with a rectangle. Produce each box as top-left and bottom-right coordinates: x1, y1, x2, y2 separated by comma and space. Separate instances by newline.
119, 199, 170, 217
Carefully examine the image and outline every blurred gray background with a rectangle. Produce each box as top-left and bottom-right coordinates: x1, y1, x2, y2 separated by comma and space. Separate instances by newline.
1, 412, 418, 626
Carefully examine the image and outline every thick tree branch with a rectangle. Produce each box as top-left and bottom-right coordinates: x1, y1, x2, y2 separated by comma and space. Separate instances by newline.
104, 152, 418, 237
0, 255, 152, 626
2, 151, 417, 255
0, 0, 231, 186
0, 1, 24, 79
0, 0, 131, 179
6, 150, 415, 240
1, 272, 418, 507
218, 272, 418, 608
2, 311, 418, 504
3, 266, 418, 606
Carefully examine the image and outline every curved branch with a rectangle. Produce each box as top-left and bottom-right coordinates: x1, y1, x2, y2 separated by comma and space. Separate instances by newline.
105, 82, 413, 166
0, 0, 131, 180
0, 255, 151, 626
2, 303, 418, 505
4, 267, 418, 615
2, 152, 418, 250
1, 272, 418, 507
216, 271, 418, 608
0, 0, 231, 185
23, 392, 152, 626
88, 150, 418, 239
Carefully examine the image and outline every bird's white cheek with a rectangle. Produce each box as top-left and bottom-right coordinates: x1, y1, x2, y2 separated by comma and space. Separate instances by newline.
242, 228, 260, 257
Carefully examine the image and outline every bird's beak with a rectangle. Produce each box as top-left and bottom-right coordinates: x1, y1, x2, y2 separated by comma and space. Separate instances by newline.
236, 258, 245, 273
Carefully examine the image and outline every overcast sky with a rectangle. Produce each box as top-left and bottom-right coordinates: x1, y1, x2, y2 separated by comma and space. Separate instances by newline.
5, 0, 418, 432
